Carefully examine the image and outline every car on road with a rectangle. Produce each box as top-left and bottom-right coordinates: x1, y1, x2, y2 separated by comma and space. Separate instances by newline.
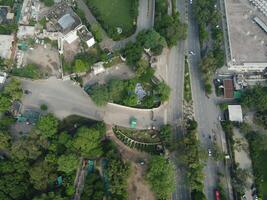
190, 0, 193, 4
208, 148, 212, 157
189, 51, 195, 55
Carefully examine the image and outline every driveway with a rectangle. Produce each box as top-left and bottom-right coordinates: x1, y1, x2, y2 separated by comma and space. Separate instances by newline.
83, 63, 135, 85
20, 77, 164, 129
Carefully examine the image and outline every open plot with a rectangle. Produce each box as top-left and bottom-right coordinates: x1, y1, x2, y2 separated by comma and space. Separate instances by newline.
23, 45, 61, 77
86, 0, 136, 37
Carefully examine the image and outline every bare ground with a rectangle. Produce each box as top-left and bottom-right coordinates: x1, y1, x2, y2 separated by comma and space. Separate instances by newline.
106, 125, 155, 200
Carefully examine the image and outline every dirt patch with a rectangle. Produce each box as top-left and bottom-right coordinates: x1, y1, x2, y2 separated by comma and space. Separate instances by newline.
23, 45, 60, 77
106, 126, 155, 200
63, 39, 81, 62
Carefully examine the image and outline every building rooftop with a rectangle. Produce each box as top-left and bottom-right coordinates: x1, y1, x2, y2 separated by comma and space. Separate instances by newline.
228, 105, 243, 122
225, 0, 267, 65
58, 14, 75, 30
223, 79, 234, 98
46, 2, 81, 35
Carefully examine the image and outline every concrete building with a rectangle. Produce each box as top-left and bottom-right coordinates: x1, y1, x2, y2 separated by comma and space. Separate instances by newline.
0, 6, 14, 24
224, 0, 267, 72
46, 2, 95, 54
0, 34, 14, 59
228, 105, 243, 122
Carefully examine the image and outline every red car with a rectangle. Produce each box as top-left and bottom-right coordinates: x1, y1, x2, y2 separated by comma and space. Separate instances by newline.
214, 189, 220, 200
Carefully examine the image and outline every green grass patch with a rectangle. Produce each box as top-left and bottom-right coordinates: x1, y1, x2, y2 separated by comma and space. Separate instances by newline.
86, 0, 138, 40
115, 127, 161, 143
11, 64, 46, 79
184, 58, 192, 102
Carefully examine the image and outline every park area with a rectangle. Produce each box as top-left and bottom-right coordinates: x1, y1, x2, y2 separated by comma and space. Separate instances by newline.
85, 0, 138, 39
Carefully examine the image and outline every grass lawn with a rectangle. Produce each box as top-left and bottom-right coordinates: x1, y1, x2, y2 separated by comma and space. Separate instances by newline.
86, 0, 137, 39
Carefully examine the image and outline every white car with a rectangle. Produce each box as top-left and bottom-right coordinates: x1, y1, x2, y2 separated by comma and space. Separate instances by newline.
190, 0, 193, 4
208, 149, 212, 157
189, 51, 195, 55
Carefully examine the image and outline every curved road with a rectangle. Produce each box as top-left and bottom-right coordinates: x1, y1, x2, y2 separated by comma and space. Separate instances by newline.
76, 0, 155, 50
21, 77, 165, 129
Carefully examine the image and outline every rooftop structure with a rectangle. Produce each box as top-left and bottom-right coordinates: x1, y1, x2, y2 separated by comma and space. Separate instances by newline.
224, 0, 267, 72
228, 105, 243, 122
0, 34, 14, 59
0, 6, 14, 24
0, 72, 7, 84
223, 79, 234, 98
46, 2, 81, 35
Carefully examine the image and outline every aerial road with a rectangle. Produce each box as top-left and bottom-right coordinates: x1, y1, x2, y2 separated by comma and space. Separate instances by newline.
187, 2, 233, 200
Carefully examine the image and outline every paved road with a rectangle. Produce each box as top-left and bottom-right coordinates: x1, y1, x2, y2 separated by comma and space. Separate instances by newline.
187, 3, 233, 200
20, 77, 164, 129
76, 0, 154, 50
162, 0, 191, 199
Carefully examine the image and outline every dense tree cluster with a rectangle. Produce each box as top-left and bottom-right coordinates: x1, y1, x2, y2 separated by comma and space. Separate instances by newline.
177, 120, 207, 200
154, 0, 187, 47
193, 0, 225, 94
146, 155, 175, 199
87, 76, 170, 108
0, 109, 131, 200
241, 85, 267, 110
122, 29, 167, 67
0, 78, 23, 112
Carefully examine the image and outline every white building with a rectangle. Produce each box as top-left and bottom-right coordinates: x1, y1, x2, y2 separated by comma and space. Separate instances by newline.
0, 72, 7, 84
228, 105, 243, 122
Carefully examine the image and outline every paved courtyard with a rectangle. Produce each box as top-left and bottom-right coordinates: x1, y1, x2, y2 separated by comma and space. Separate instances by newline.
20, 77, 165, 129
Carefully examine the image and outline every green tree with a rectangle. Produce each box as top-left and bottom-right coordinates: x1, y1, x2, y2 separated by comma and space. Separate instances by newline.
137, 29, 167, 55
33, 192, 67, 200
123, 42, 143, 66
57, 154, 79, 174
159, 124, 172, 147
241, 85, 267, 110
29, 161, 56, 190
73, 59, 88, 73
72, 127, 103, 157
81, 171, 105, 200
40, 0, 54, 7
36, 114, 59, 138
91, 23, 103, 42
0, 131, 11, 151
88, 84, 109, 106
146, 156, 175, 199
0, 94, 11, 112
157, 81, 171, 102
108, 159, 130, 199
4, 78, 23, 101
40, 104, 48, 111
108, 79, 125, 102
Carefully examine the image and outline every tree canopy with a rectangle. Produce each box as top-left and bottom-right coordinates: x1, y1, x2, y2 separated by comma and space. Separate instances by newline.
36, 114, 59, 138
146, 155, 175, 199
72, 126, 104, 157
